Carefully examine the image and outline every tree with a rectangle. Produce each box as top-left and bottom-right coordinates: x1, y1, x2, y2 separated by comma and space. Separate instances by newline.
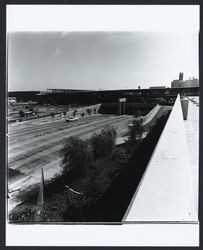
50, 112, 55, 122
90, 125, 117, 160
102, 125, 117, 142
63, 111, 67, 119
19, 110, 24, 117
128, 118, 143, 144
60, 136, 92, 178
135, 109, 141, 117
80, 112, 85, 118
86, 108, 92, 116
73, 110, 78, 117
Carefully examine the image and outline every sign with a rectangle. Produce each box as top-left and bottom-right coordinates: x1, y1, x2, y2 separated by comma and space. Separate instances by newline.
119, 98, 126, 102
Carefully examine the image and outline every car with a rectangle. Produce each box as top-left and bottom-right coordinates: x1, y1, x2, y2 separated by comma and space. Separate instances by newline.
66, 116, 79, 122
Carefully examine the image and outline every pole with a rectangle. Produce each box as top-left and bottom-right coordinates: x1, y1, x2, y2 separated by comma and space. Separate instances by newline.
39, 168, 44, 205
35, 168, 45, 221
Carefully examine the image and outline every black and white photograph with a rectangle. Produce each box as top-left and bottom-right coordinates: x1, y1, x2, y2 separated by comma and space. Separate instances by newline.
5, 4, 200, 246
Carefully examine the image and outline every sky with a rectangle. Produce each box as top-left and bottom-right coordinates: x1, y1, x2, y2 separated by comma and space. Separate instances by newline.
7, 5, 199, 91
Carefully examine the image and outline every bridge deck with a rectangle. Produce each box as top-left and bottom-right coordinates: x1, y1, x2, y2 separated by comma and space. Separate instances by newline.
123, 95, 199, 222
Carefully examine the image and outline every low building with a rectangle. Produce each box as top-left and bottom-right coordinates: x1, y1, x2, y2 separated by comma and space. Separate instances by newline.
8, 97, 17, 105
171, 73, 199, 88
149, 86, 166, 89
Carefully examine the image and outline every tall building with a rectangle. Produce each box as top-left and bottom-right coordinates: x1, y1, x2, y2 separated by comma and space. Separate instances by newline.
179, 72, 184, 81
171, 73, 199, 88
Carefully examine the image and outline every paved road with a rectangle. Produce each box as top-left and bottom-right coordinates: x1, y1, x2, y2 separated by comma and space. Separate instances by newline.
8, 115, 130, 169
9, 113, 107, 136
8, 114, 110, 144
8, 114, 133, 211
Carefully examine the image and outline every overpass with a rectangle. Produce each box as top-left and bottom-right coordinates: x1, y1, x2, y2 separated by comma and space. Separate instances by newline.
123, 95, 199, 223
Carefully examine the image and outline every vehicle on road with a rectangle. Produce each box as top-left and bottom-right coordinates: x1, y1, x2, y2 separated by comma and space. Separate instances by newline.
66, 116, 79, 122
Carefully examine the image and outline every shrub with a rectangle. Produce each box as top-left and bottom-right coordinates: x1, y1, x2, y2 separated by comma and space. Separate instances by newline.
73, 110, 77, 117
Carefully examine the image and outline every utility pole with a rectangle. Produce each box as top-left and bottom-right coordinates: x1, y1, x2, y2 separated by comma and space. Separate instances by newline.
133, 92, 135, 119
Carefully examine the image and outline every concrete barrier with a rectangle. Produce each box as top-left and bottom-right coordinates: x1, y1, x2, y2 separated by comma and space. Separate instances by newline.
141, 104, 161, 126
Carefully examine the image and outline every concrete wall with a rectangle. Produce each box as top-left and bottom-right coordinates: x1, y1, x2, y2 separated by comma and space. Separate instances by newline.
100, 102, 154, 115
141, 104, 161, 126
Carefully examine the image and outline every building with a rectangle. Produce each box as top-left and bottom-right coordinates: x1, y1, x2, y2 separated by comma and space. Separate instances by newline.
8, 97, 17, 105
149, 86, 166, 89
171, 73, 199, 88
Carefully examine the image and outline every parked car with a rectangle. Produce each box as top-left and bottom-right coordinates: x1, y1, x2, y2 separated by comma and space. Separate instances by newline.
66, 116, 79, 122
